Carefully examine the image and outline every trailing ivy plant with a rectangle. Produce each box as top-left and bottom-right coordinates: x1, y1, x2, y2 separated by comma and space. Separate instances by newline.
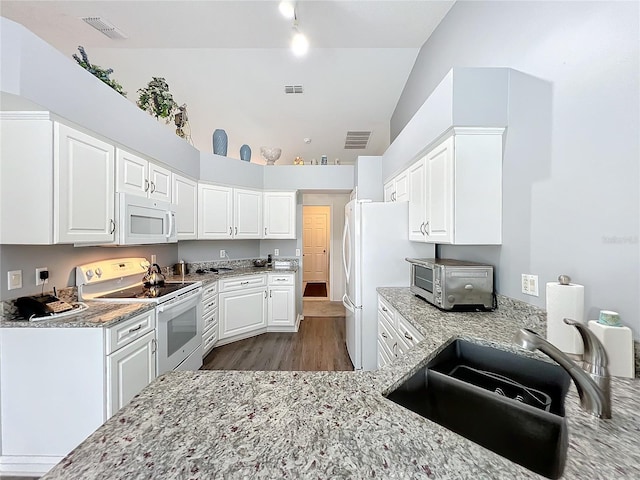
72, 46, 126, 96
136, 77, 179, 123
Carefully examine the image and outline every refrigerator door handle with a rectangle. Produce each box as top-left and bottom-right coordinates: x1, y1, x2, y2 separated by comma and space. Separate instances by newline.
342, 219, 351, 283
342, 293, 354, 313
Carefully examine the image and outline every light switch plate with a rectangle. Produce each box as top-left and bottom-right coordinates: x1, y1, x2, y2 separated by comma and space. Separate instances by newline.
295, 249, 301, 257
274, 248, 279, 256
8, 270, 22, 290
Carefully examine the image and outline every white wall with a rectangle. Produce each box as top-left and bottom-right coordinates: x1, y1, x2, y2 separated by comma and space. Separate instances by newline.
302, 193, 351, 302
390, 1, 640, 336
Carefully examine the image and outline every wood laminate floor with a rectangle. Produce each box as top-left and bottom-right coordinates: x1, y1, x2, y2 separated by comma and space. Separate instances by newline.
202, 316, 353, 371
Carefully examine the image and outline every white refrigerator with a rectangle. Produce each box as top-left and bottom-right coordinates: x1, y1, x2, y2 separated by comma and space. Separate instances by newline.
342, 199, 434, 370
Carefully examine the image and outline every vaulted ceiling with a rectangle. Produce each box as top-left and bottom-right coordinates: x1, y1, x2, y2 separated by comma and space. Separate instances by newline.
0, 1, 454, 164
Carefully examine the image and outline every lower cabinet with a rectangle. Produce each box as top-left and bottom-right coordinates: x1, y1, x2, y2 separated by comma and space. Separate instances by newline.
377, 295, 424, 369
219, 287, 267, 340
267, 273, 296, 331
0, 310, 157, 476
201, 281, 219, 357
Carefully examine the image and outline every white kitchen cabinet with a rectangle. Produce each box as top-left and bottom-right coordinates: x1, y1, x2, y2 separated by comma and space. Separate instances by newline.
234, 188, 262, 239
263, 191, 297, 239
201, 282, 219, 357
377, 295, 424, 369
172, 173, 198, 240
106, 330, 156, 417
267, 273, 296, 331
198, 184, 262, 240
0, 310, 156, 475
218, 274, 267, 343
116, 148, 172, 202
383, 169, 409, 203
55, 123, 116, 244
408, 128, 504, 245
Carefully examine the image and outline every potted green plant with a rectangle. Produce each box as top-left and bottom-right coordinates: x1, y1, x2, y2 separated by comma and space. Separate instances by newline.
136, 77, 178, 123
72, 46, 126, 96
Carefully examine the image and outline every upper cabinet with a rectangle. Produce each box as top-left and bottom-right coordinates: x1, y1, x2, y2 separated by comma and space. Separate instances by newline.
172, 174, 198, 240
234, 188, 262, 239
116, 149, 171, 202
0, 113, 116, 245
383, 169, 409, 203
55, 124, 116, 244
408, 128, 504, 245
198, 185, 262, 239
263, 191, 296, 239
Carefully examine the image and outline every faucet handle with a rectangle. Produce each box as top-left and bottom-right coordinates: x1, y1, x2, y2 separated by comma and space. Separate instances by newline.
563, 318, 608, 376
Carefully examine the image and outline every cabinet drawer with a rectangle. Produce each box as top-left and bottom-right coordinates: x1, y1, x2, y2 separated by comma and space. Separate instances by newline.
202, 282, 218, 300
219, 274, 266, 292
203, 309, 218, 331
378, 316, 396, 353
397, 315, 423, 347
203, 295, 218, 316
106, 310, 155, 355
202, 325, 218, 355
378, 338, 392, 368
378, 299, 395, 332
268, 273, 294, 286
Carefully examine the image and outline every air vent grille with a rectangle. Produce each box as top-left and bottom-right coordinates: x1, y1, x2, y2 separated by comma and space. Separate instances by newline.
344, 131, 371, 149
82, 17, 128, 39
284, 85, 304, 94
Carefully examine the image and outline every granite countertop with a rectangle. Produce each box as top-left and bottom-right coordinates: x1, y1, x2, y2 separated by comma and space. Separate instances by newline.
41, 288, 640, 479
0, 265, 296, 328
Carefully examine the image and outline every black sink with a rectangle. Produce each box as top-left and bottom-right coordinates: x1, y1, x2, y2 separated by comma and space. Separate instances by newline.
386, 339, 571, 479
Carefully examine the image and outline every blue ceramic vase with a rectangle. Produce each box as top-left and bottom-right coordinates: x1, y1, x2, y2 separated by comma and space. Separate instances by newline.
240, 144, 251, 162
213, 129, 228, 156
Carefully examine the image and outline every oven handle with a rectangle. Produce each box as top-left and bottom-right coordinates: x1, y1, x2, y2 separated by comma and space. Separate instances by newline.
157, 288, 201, 313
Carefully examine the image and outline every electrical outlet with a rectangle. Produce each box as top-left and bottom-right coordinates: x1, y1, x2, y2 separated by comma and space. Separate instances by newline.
36, 267, 49, 286
220, 249, 226, 258
8, 270, 22, 290
521, 274, 539, 297
274, 248, 279, 256
295, 249, 301, 257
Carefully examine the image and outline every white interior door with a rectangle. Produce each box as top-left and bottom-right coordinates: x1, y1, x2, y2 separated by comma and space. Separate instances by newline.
303, 206, 329, 284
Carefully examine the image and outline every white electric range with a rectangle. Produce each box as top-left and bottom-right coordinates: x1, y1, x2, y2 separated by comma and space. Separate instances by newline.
76, 258, 203, 374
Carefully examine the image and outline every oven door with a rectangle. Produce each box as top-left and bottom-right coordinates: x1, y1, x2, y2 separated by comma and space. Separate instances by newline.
156, 288, 203, 375
118, 193, 177, 245
410, 263, 435, 303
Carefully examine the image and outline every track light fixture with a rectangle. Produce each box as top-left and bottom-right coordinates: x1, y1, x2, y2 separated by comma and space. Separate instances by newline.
279, 1, 308, 56
278, 1, 295, 20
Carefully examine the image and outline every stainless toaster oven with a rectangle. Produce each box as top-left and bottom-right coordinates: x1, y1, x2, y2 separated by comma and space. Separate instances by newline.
406, 258, 495, 311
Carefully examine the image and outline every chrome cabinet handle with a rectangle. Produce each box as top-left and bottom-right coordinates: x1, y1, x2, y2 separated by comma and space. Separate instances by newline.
128, 324, 142, 333
151, 338, 157, 354
424, 221, 430, 236
144, 179, 150, 192
393, 342, 398, 357
109, 219, 116, 234
150, 181, 156, 193
382, 306, 388, 312
264, 227, 267, 235
269, 291, 272, 298
264, 290, 268, 298
229, 226, 233, 236
403, 332, 413, 341
419, 222, 424, 234
381, 331, 388, 339
240, 281, 249, 285
235, 226, 238, 235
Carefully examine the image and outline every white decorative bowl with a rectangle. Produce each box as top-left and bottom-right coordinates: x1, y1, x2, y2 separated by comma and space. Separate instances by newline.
260, 147, 282, 166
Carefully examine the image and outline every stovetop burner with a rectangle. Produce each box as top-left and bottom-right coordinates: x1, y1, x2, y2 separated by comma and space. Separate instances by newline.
97, 282, 198, 300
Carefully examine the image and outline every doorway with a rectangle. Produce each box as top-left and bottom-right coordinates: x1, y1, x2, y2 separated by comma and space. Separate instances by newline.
302, 205, 330, 300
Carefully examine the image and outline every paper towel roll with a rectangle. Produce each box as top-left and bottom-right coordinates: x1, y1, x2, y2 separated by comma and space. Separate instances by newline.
546, 282, 585, 354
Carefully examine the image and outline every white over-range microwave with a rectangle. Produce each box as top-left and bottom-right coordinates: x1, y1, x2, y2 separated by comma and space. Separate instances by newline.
116, 192, 177, 245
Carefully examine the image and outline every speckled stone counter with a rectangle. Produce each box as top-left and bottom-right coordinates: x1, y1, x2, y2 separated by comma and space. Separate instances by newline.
41, 288, 640, 479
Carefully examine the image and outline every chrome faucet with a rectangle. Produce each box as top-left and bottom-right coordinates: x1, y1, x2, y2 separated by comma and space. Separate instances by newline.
514, 318, 611, 419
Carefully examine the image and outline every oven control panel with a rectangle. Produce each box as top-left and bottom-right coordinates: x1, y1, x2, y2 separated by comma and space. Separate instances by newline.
76, 257, 151, 286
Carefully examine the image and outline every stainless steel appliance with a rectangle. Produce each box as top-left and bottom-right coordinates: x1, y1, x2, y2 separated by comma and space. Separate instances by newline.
117, 193, 177, 245
76, 257, 202, 374
406, 258, 495, 311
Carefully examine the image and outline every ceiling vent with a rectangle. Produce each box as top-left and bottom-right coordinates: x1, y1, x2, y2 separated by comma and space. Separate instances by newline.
284, 85, 304, 94
344, 131, 371, 149
82, 17, 128, 39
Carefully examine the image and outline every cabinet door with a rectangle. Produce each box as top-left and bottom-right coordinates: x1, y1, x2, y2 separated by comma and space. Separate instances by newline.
408, 157, 427, 242
173, 174, 197, 240
383, 181, 395, 202
116, 148, 148, 197
268, 286, 294, 327
264, 191, 296, 239
234, 188, 262, 239
219, 288, 267, 339
425, 137, 454, 243
198, 184, 233, 239
55, 123, 115, 243
149, 162, 172, 202
395, 169, 410, 202
106, 330, 156, 418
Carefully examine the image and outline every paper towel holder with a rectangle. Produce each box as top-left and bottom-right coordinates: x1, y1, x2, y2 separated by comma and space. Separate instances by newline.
558, 274, 571, 285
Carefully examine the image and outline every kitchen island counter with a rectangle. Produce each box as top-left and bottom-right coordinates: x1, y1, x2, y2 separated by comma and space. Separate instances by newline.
41, 288, 640, 479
